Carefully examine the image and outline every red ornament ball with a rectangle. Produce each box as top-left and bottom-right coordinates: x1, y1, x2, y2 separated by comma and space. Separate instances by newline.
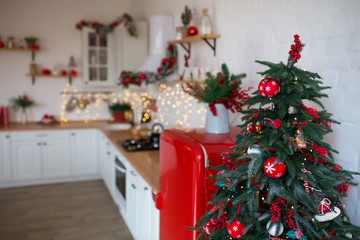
263, 157, 286, 178
258, 78, 280, 97
0, 41, 4, 48
187, 26, 198, 36
69, 70, 77, 76
161, 58, 167, 64
139, 74, 146, 80
246, 122, 254, 132
227, 219, 246, 239
157, 67, 163, 73
61, 70, 67, 75
169, 57, 176, 63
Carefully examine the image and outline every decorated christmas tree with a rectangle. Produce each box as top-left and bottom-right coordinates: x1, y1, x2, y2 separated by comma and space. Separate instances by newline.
195, 35, 360, 239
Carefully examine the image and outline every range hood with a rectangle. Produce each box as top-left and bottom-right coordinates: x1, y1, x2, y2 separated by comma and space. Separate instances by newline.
136, 16, 174, 72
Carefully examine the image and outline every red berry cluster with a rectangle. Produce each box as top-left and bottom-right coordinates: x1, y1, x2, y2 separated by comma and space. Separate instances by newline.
269, 119, 282, 129
301, 104, 319, 119
310, 144, 328, 156
335, 184, 349, 194
221, 154, 237, 171
204, 216, 228, 234
270, 198, 287, 222
284, 210, 295, 229
304, 152, 327, 164
289, 34, 302, 62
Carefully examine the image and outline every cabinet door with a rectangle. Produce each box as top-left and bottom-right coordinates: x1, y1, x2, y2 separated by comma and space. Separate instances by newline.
70, 129, 98, 176
126, 167, 140, 238
98, 133, 108, 180
42, 138, 70, 178
12, 140, 42, 180
82, 28, 115, 87
0, 133, 11, 182
137, 177, 152, 240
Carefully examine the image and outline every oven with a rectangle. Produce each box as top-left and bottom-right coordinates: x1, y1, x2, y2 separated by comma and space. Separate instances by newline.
114, 155, 127, 216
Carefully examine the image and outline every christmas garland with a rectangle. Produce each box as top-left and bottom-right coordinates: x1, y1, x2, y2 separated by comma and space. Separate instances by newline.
119, 44, 178, 87
75, 13, 137, 36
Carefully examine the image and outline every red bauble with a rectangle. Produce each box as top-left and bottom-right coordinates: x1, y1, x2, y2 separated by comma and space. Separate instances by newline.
161, 58, 167, 64
69, 70, 77, 76
139, 74, 146, 80
61, 70, 67, 75
258, 78, 280, 97
42, 69, 51, 75
135, 81, 141, 86
246, 122, 254, 131
0, 42, 4, 48
169, 57, 176, 63
263, 157, 286, 178
157, 67, 163, 73
227, 219, 246, 239
128, 77, 134, 83
187, 26, 198, 36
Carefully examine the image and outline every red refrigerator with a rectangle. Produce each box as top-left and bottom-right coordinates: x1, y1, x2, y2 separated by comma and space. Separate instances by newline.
156, 128, 240, 240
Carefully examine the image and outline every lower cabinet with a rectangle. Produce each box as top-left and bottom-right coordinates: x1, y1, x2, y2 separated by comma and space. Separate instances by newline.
69, 129, 98, 176
0, 132, 11, 182
126, 166, 159, 240
11, 130, 70, 181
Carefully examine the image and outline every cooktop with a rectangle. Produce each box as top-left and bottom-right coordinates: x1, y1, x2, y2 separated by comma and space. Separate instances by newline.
120, 138, 159, 152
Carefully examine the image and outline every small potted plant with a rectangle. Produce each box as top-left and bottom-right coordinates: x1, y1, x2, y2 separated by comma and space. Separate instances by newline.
24, 36, 38, 49
108, 101, 132, 122
10, 94, 35, 125
182, 64, 251, 133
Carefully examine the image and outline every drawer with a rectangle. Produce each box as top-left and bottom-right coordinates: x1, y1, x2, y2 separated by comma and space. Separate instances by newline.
11, 130, 69, 141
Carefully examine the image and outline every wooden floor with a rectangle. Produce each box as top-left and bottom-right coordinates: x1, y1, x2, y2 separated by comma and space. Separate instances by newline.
0, 180, 133, 240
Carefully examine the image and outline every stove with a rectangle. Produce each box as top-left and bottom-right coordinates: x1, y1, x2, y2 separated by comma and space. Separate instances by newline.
120, 138, 159, 152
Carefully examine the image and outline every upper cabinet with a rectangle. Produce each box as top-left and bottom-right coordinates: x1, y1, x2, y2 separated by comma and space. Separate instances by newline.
82, 21, 148, 87
82, 28, 115, 87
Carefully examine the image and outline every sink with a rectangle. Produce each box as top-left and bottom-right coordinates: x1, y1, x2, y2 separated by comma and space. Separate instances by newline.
104, 123, 132, 130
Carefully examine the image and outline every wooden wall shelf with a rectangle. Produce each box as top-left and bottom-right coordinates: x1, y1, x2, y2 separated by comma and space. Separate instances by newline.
26, 74, 75, 85
0, 47, 39, 60
173, 79, 205, 85
168, 34, 220, 56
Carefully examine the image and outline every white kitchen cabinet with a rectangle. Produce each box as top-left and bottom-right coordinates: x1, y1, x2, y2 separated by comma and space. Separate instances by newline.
126, 165, 159, 240
0, 132, 11, 182
69, 129, 98, 176
11, 130, 70, 181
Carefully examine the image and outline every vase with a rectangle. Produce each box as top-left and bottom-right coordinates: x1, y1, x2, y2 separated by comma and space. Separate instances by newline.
113, 112, 125, 122
205, 103, 230, 134
20, 108, 28, 125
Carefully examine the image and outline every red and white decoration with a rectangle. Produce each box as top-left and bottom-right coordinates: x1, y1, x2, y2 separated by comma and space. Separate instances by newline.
314, 198, 341, 222
227, 219, 246, 239
263, 157, 286, 178
258, 78, 280, 97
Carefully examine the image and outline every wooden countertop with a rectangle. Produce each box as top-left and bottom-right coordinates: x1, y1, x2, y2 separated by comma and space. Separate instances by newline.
0, 121, 160, 193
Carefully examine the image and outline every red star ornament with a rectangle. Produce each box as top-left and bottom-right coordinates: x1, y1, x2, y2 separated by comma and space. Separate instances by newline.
263, 157, 286, 178
227, 219, 246, 239
258, 78, 280, 97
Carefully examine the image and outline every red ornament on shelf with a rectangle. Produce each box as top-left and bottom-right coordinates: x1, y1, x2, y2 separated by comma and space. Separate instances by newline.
0, 42, 4, 48
258, 78, 280, 97
187, 26, 198, 36
69, 70, 77, 76
227, 219, 246, 239
263, 157, 286, 178
42, 69, 51, 75
61, 70, 67, 75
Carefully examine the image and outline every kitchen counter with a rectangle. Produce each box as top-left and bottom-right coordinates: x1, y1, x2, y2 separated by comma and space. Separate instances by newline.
0, 121, 160, 192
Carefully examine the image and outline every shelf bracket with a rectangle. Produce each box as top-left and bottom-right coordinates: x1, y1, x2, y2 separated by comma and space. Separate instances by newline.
31, 76, 35, 85
68, 76, 72, 86
31, 50, 36, 61
202, 38, 217, 56
179, 43, 191, 55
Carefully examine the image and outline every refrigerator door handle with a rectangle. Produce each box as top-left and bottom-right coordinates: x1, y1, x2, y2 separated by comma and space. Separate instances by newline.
153, 192, 164, 210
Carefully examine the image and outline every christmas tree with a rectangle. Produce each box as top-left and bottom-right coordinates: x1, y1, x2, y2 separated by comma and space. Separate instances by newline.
195, 35, 360, 239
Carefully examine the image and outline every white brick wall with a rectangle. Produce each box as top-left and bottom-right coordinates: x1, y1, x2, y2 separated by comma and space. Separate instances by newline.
129, 0, 360, 225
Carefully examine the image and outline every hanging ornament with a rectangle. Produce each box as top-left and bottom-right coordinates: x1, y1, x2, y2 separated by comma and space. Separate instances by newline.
314, 198, 341, 222
286, 229, 308, 239
247, 145, 261, 155
246, 122, 254, 131
258, 77, 280, 97
266, 221, 284, 237
263, 157, 286, 178
304, 180, 309, 194
255, 122, 264, 132
295, 127, 306, 148
187, 26, 198, 36
227, 219, 246, 239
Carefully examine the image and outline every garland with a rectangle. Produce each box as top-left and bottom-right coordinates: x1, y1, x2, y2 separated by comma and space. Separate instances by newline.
119, 44, 178, 87
75, 13, 137, 36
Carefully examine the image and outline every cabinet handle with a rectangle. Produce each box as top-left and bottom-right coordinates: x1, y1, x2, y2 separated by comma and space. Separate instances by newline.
38, 142, 41, 146
130, 170, 137, 176
71, 133, 75, 136
131, 184, 136, 189
144, 187, 148, 191
5, 135, 10, 139
107, 151, 110, 155
35, 134, 47, 137
43, 142, 47, 146
106, 142, 110, 146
